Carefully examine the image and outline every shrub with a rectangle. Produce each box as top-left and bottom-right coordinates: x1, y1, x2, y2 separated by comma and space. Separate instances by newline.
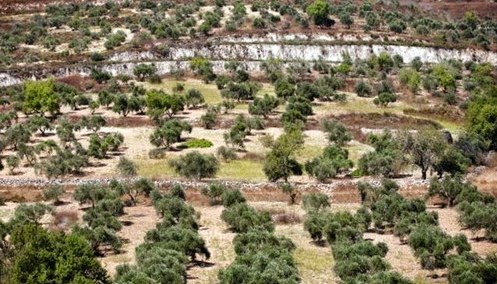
302, 193, 330, 213
221, 189, 246, 207
354, 81, 373, 97
202, 183, 226, 205
216, 146, 236, 161
42, 185, 65, 205
181, 138, 213, 149
221, 203, 274, 233
169, 151, 219, 180
116, 157, 138, 177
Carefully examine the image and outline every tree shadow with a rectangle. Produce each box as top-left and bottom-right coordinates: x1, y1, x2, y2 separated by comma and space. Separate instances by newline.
121, 220, 134, 226
188, 260, 215, 269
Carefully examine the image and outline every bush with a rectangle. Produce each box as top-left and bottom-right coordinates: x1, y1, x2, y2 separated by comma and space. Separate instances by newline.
169, 151, 219, 180
221, 189, 246, 207
221, 203, 274, 233
42, 185, 65, 205
216, 146, 237, 161
180, 138, 213, 149
202, 183, 226, 205
302, 193, 330, 213
354, 81, 373, 97
116, 157, 138, 177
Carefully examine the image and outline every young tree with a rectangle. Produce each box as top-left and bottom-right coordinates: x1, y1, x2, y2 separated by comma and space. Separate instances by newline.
373, 92, 397, 107
403, 129, 447, 180
466, 87, 497, 150
28, 115, 52, 136
200, 107, 218, 129
248, 94, 279, 118
42, 185, 65, 205
339, 12, 354, 28
281, 182, 298, 205
306, 0, 332, 26
22, 79, 60, 117
133, 64, 157, 81
302, 192, 330, 213
201, 183, 226, 205
184, 89, 205, 109
6, 155, 19, 175
169, 151, 219, 180
263, 127, 304, 182
322, 120, 351, 146
149, 119, 192, 149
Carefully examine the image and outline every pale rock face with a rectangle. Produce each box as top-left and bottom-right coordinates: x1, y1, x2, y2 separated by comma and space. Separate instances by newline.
2, 34, 497, 86
0, 73, 22, 86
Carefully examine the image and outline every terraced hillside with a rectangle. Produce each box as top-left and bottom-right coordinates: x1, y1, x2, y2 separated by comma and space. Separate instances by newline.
1, 1, 497, 284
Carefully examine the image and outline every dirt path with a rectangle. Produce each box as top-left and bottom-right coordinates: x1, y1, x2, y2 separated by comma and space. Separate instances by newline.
431, 207, 497, 257
100, 205, 160, 276
188, 205, 236, 284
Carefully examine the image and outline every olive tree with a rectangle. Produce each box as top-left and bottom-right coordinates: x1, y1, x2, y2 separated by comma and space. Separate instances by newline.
169, 151, 219, 180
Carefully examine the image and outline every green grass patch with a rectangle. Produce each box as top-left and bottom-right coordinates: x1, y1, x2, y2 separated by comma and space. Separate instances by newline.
180, 138, 214, 149
297, 145, 324, 163
135, 157, 265, 181
135, 158, 178, 179
138, 79, 222, 105
345, 142, 374, 165
217, 159, 265, 182
293, 247, 334, 274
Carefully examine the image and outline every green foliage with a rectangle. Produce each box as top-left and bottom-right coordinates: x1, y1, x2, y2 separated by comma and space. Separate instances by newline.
458, 201, 497, 242
408, 224, 470, 269
339, 12, 353, 28
373, 92, 397, 107
104, 30, 126, 50
5, 155, 19, 175
146, 89, 185, 121
306, 0, 332, 26
354, 80, 373, 97
358, 130, 407, 177
150, 119, 192, 149
217, 145, 237, 161
42, 185, 65, 205
403, 129, 448, 180
8, 224, 109, 283
302, 193, 330, 213
190, 57, 216, 83
248, 94, 279, 118
221, 81, 260, 102
116, 156, 138, 177
133, 63, 157, 81
263, 127, 304, 182
466, 87, 497, 149
431, 62, 458, 92
169, 151, 219, 180
181, 138, 213, 149
202, 183, 226, 205
9, 203, 53, 227
28, 115, 52, 136
221, 189, 246, 208
399, 67, 421, 94
22, 79, 60, 116
184, 88, 205, 109
321, 120, 351, 146
305, 145, 353, 182
221, 203, 274, 233
200, 107, 218, 129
